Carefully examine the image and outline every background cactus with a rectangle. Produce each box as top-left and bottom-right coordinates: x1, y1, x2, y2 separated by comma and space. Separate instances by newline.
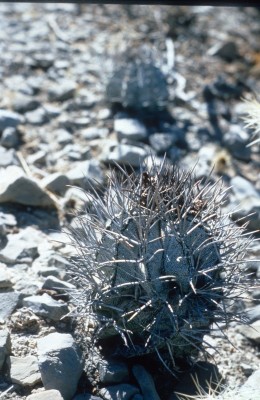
67, 158, 251, 371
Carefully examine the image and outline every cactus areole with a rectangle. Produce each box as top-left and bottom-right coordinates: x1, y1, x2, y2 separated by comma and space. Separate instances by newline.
68, 159, 250, 368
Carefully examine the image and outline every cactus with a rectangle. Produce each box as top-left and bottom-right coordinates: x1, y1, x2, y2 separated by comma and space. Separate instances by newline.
106, 45, 168, 111
67, 158, 251, 370
242, 97, 260, 146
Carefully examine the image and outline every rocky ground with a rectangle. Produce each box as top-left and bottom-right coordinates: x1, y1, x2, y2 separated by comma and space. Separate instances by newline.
0, 3, 260, 400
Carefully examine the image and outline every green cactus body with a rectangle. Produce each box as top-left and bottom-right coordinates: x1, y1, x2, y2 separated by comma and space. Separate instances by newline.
68, 160, 250, 366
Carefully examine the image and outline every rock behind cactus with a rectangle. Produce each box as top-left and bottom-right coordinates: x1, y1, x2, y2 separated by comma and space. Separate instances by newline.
67, 159, 250, 369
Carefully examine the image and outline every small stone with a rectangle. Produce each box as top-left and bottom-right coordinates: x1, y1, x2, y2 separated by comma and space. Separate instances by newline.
55, 129, 73, 145
238, 320, 260, 344
81, 127, 108, 140
231, 176, 259, 201
98, 360, 129, 384
27, 150, 47, 165
12, 94, 40, 114
208, 41, 240, 62
114, 118, 147, 141
7, 355, 41, 386
236, 369, 260, 400
149, 133, 176, 153
48, 80, 77, 102
23, 293, 69, 321
97, 108, 111, 120
0, 329, 11, 370
0, 291, 20, 322
0, 146, 19, 167
41, 173, 70, 195
0, 227, 39, 264
246, 304, 260, 323
223, 125, 251, 161
100, 141, 148, 167
32, 251, 70, 278
99, 384, 140, 400
37, 332, 83, 400
25, 108, 48, 125
26, 389, 64, 400
0, 263, 13, 288
132, 364, 160, 400
0, 109, 24, 132
0, 166, 56, 207
0, 127, 20, 148
42, 275, 75, 293
0, 211, 17, 227
66, 159, 104, 189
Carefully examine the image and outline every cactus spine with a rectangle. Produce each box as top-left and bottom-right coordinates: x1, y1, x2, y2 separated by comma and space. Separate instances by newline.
67, 158, 251, 369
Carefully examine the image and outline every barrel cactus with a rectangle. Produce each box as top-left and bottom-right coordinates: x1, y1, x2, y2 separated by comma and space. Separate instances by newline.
106, 45, 168, 111
67, 159, 250, 370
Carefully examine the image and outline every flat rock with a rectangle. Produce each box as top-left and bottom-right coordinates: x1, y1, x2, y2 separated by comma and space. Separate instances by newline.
99, 384, 140, 400
246, 304, 260, 323
0, 329, 11, 370
37, 332, 83, 400
42, 275, 75, 293
41, 173, 70, 195
23, 293, 69, 321
0, 263, 13, 288
26, 390, 64, 400
0, 227, 40, 264
48, 80, 77, 102
7, 355, 41, 386
238, 320, 260, 344
98, 360, 129, 384
236, 369, 260, 400
0, 291, 20, 322
0, 166, 56, 207
12, 94, 40, 114
1, 127, 20, 148
114, 118, 147, 141
99, 141, 148, 166
0, 146, 19, 167
0, 109, 24, 131
66, 159, 104, 189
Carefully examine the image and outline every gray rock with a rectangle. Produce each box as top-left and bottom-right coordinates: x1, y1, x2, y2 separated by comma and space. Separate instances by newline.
238, 320, 260, 344
0, 109, 24, 131
236, 369, 260, 400
41, 173, 70, 195
29, 53, 54, 69
66, 159, 104, 189
223, 125, 251, 161
98, 360, 129, 384
0, 227, 39, 264
114, 118, 147, 141
12, 94, 40, 114
246, 304, 260, 323
132, 365, 160, 400
231, 197, 260, 231
149, 133, 176, 153
56, 129, 73, 145
73, 395, 102, 400
100, 141, 148, 167
42, 275, 75, 293
99, 384, 140, 400
37, 332, 83, 400
25, 108, 48, 125
0, 329, 11, 370
0, 263, 13, 288
1, 127, 20, 148
48, 80, 77, 102
0, 166, 56, 207
27, 150, 47, 165
7, 355, 41, 386
0, 211, 17, 227
81, 127, 108, 140
231, 176, 260, 201
97, 108, 111, 120
208, 41, 240, 62
0, 291, 20, 322
0, 146, 19, 167
23, 293, 69, 321
26, 390, 64, 400
32, 251, 70, 278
